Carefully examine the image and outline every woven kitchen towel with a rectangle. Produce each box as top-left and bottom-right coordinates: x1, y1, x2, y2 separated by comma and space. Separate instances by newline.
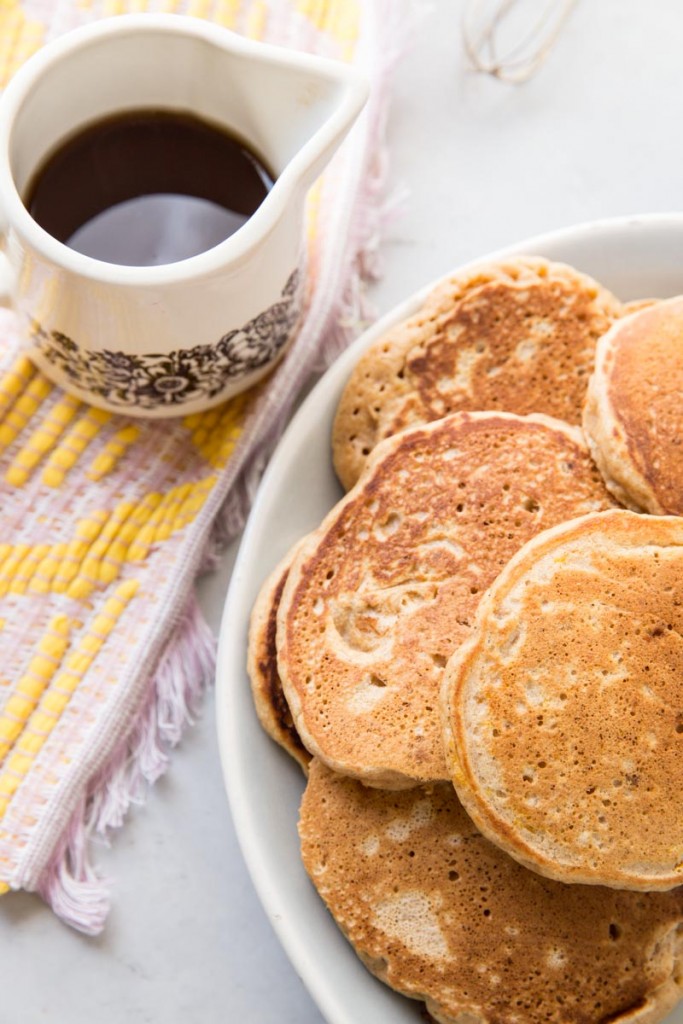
0, 0, 404, 933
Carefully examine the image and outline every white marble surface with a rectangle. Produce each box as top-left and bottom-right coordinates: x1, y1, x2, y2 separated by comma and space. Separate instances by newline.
4, 1, 683, 1020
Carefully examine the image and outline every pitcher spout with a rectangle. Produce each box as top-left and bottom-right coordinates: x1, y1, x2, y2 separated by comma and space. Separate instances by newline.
221, 36, 369, 203
269, 51, 369, 194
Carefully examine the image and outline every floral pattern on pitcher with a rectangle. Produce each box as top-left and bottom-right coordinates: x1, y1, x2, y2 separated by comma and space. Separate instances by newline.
29, 268, 303, 409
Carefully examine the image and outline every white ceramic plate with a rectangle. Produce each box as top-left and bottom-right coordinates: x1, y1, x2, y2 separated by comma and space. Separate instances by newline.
216, 214, 683, 1024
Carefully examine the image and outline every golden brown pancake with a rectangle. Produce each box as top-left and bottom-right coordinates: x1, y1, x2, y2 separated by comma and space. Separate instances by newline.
300, 759, 683, 1024
277, 411, 614, 790
333, 255, 622, 490
443, 509, 683, 891
247, 549, 311, 774
583, 297, 683, 514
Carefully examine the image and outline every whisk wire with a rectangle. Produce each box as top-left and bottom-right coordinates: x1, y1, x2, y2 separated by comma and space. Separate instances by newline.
463, 0, 578, 84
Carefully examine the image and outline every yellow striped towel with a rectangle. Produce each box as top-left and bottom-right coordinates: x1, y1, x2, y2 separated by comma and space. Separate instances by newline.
0, 0, 404, 932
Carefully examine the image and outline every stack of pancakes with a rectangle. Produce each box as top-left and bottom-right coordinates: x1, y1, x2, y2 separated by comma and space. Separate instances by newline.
246, 255, 683, 1024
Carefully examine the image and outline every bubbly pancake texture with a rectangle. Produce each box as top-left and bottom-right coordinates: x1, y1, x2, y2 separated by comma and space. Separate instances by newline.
584, 296, 683, 514
443, 510, 683, 891
278, 412, 614, 789
299, 760, 683, 1024
247, 550, 311, 773
333, 256, 622, 490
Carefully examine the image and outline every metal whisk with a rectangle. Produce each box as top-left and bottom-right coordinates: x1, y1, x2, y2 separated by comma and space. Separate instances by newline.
462, 0, 578, 84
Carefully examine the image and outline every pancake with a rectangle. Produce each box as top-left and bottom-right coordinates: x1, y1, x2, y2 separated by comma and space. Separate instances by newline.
583, 296, 683, 514
247, 548, 311, 773
442, 509, 683, 891
277, 411, 614, 790
333, 255, 622, 490
299, 759, 683, 1024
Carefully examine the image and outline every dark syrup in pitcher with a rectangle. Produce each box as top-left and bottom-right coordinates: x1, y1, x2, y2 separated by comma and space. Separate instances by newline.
25, 109, 275, 266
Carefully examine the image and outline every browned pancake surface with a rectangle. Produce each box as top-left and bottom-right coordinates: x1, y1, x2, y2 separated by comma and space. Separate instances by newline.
247, 552, 311, 773
300, 760, 683, 1024
444, 510, 683, 890
584, 297, 683, 514
278, 412, 614, 789
333, 256, 621, 490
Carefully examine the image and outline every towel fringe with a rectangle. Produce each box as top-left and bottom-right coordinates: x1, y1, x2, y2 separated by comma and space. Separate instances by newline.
35, 593, 215, 935
36, 797, 110, 935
